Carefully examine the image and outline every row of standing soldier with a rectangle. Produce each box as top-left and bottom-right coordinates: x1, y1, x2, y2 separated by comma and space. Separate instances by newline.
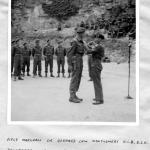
11, 27, 105, 105
11, 39, 71, 81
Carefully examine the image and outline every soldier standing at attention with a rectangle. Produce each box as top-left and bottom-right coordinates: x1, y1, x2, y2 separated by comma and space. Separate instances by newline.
22, 42, 31, 76
13, 39, 24, 81
87, 33, 105, 105
11, 40, 16, 76
32, 40, 42, 77
67, 27, 86, 103
43, 40, 55, 77
55, 41, 66, 78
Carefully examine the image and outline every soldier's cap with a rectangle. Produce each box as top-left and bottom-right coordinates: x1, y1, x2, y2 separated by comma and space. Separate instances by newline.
47, 39, 50, 43
76, 27, 85, 33
35, 39, 40, 43
23, 42, 27, 45
58, 40, 63, 44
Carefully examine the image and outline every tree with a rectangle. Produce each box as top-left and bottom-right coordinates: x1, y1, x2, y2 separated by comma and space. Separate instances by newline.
42, 0, 79, 30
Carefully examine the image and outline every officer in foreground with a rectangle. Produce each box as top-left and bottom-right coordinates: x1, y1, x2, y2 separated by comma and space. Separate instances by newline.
55, 40, 66, 78
32, 40, 42, 77
68, 27, 86, 103
22, 42, 31, 76
12, 39, 24, 81
87, 33, 105, 105
43, 40, 55, 77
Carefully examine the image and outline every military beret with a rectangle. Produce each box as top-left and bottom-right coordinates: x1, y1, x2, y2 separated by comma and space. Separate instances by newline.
47, 39, 50, 42
76, 27, 85, 33
23, 42, 27, 45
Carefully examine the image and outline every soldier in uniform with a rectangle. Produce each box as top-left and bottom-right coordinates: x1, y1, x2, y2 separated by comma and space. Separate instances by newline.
55, 41, 66, 77
32, 40, 42, 77
22, 42, 31, 76
13, 39, 24, 81
67, 27, 86, 103
43, 40, 55, 77
11, 40, 16, 76
87, 33, 105, 105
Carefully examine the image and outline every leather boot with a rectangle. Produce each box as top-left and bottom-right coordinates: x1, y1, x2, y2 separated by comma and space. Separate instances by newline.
93, 100, 104, 105
51, 73, 55, 77
68, 73, 71, 78
18, 76, 24, 80
22, 72, 25, 77
14, 76, 17, 81
57, 73, 60, 78
75, 94, 83, 102
62, 73, 65, 78
27, 72, 31, 76
45, 73, 47, 77
39, 73, 42, 77
69, 91, 81, 103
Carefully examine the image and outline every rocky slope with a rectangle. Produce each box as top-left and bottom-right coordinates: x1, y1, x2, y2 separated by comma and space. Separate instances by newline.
11, 0, 136, 63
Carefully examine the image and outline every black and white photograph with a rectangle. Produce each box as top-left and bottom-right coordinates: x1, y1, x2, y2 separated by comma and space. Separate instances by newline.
10, 0, 137, 123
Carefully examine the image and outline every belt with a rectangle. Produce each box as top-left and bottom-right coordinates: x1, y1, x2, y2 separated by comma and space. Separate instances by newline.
35, 54, 41, 56
15, 54, 21, 56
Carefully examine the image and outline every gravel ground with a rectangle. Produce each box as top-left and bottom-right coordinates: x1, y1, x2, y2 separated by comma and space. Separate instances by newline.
11, 56, 136, 122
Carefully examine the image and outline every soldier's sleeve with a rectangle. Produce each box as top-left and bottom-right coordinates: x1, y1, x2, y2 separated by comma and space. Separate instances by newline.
29, 49, 31, 56
12, 47, 15, 57
64, 48, 67, 56
52, 47, 54, 55
32, 48, 35, 57
43, 47, 46, 56
55, 48, 58, 56
40, 47, 43, 56
67, 41, 77, 66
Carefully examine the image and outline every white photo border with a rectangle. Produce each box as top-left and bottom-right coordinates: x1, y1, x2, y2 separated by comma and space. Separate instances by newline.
7, 0, 140, 126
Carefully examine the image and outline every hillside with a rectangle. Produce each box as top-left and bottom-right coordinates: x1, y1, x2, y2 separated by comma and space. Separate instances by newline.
11, 0, 136, 62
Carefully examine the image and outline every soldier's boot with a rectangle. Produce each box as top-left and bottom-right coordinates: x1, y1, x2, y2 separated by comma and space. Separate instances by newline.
75, 94, 83, 102
50, 73, 55, 77
39, 73, 42, 77
57, 73, 60, 78
18, 76, 24, 80
22, 72, 25, 77
69, 91, 81, 103
68, 73, 71, 78
62, 73, 65, 78
93, 99, 104, 105
33, 74, 36, 78
45, 73, 47, 77
14, 76, 17, 81
27, 72, 31, 76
